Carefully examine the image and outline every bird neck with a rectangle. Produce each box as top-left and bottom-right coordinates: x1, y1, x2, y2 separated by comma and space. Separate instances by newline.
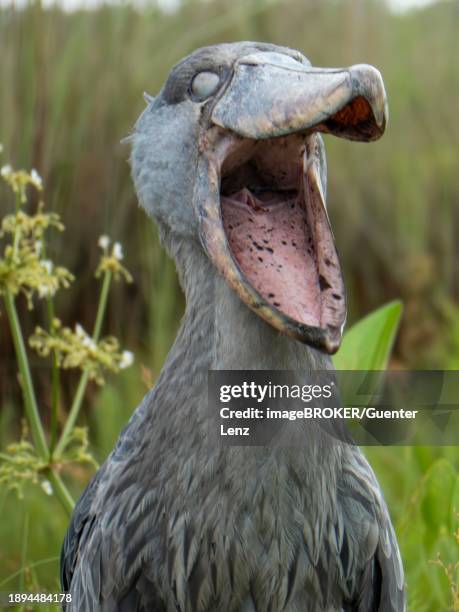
150, 235, 341, 485
164, 236, 332, 374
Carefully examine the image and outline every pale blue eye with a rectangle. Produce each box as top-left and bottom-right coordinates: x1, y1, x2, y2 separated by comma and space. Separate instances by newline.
191, 71, 220, 99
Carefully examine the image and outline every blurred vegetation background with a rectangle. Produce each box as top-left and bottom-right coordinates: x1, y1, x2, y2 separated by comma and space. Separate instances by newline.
0, 0, 458, 609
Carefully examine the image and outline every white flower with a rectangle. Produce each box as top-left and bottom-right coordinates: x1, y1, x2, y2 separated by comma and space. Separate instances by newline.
30, 168, 43, 190
113, 242, 123, 261
75, 323, 96, 349
35, 240, 43, 255
1, 164, 12, 178
41, 480, 53, 495
38, 284, 53, 298
82, 335, 97, 351
98, 235, 110, 249
75, 323, 86, 338
40, 259, 53, 274
119, 350, 134, 369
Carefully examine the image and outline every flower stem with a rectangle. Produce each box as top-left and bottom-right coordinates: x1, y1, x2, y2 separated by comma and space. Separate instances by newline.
45, 468, 74, 515
3, 291, 48, 459
93, 270, 112, 342
54, 270, 112, 457
19, 513, 29, 596
3, 291, 75, 513
47, 298, 60, 456
53, 371, 89, 457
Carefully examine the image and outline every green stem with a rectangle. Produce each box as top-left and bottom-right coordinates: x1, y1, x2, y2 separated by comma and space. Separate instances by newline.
53, 371, 89, 457
18, 513, 28, 611
54, 270, 112, 457
3, 291, 75, 513
0, 556, 60, 588
93, 270, 112, 342
45, 469, 74, 515
3, 291, 48, 459
47, 298, 60, 456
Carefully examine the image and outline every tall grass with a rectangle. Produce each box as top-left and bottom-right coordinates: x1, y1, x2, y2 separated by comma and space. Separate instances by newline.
1, 0, 458, 609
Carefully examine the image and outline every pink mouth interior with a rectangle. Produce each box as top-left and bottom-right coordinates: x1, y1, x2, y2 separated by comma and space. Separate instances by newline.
221, 189, 321, 328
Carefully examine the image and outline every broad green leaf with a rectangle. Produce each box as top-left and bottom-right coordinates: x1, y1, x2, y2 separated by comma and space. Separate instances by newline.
333, 300, 403, 370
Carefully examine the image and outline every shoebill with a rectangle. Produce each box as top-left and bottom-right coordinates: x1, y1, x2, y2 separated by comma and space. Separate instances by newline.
61, 42, 405, 611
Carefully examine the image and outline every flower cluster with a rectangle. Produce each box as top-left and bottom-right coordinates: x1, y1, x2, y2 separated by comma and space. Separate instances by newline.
0, 147, 136, 509
96, 234, 133, 283
61, 426, 99, 468
0, 421, 96, 498
0, 167, 74, 306
0, 249, 74, 307
29, 319, 134, 385
1, 205, 64, 238
0, 433, 47, 498
1, 163, 43, 202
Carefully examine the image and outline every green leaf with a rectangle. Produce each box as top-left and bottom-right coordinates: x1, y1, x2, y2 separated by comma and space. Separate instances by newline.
333, 300, 403, 370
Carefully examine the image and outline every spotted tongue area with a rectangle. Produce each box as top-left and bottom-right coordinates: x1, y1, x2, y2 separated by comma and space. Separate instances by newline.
221, 189, 321, 327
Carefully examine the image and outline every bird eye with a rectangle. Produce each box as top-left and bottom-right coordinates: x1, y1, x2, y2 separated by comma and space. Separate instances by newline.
191, 71, 220, 100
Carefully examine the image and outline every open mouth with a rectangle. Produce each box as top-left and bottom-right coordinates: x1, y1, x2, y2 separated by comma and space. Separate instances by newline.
220, 133, 345, 346
195, 59, 387, 353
